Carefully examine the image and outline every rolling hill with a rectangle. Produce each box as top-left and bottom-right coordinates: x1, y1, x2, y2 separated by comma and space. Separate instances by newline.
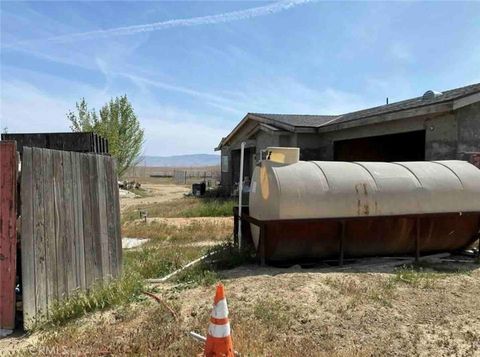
142, 154, 220, 167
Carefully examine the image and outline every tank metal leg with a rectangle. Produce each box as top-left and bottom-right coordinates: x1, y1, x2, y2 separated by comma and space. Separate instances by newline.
259, 223, 266, 267
477, 232, 480, 263
415, 218, 421, 263
339, 221, 346, 266
233, 209, 239, 247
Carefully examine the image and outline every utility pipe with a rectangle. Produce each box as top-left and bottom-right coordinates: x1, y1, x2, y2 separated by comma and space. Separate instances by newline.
237, 142, 246, 251
189, 331, 206, 343
189, 332, 240, 356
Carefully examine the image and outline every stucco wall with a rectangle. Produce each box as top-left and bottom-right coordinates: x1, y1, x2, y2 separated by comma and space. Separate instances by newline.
296, 116, 426, 160
220, 130, 281, 191
424, 113, 457, 160
219, 101, 479, 191
254, 130, 280, 159
456, 102, 480, 156
295, 114, 459, 161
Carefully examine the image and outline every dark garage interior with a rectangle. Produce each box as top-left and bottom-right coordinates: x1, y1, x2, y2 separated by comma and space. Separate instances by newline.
334, 130, 426, 162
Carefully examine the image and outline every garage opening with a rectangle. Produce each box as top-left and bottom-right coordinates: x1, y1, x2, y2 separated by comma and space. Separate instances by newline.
231, 147, 255, 185
334, 130, 426, 162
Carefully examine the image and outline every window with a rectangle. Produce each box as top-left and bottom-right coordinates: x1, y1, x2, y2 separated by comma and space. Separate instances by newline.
221, 155, 229, 172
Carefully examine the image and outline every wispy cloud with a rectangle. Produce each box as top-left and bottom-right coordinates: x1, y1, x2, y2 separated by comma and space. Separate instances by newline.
390, 43, 414, 63
0, 77, 231, 155
119, 72, 244, 115
19, 0, 312, 45
1, 80, 74, 133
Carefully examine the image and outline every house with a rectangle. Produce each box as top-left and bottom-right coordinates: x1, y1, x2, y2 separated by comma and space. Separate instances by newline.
215, 82, 480, 192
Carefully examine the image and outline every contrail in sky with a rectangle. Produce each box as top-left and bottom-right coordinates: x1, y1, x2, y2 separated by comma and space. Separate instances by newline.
43, 0, 313, 43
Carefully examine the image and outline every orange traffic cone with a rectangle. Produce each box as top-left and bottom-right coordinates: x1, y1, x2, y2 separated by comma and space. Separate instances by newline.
204, 283, 234, 357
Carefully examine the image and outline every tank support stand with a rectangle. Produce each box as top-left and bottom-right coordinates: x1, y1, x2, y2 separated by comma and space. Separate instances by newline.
259, 223, 267, 267
339, 221, 346, 266
477, 232, 480, 263
415, 217, 421, 263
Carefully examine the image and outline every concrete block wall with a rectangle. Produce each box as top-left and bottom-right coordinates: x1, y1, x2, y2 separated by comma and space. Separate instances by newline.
296, 113, 469, 162
456, 102, 480, 156
218, 101, 479, 191
424, 113, 457, 160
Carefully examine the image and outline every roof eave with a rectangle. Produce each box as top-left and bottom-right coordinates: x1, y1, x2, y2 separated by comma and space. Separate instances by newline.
317, 101, 454, 133
216, 113, 298, 149
248, 113, 297, 132
452, 92, 480, 110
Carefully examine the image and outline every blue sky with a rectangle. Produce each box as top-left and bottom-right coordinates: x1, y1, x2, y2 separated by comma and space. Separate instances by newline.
1, 1, 479, 156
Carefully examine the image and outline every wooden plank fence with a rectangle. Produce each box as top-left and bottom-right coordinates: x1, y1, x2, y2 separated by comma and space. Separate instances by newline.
0, 141, 18, 331
21, 147, 121, 326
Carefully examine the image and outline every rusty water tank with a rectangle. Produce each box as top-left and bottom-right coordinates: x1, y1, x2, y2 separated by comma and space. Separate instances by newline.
249, 149, 480, 262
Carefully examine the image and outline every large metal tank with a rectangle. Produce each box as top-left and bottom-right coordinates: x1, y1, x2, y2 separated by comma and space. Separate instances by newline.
249, 149, 480, 262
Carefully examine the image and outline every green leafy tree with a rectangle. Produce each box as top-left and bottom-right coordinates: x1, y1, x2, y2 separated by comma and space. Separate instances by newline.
67, 98, 99, 132
67, 95, 144, 176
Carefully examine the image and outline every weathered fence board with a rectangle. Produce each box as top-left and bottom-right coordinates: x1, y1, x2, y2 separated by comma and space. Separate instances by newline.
0, 141, 17, 330
43, 149, 58, 309
53, 149, 67, 300
32, 148, 47, 317
88, 154, 103, 283
105, 159, 120, 277
21, 147, 121, 327
63, 152, 76, 295
1, 132, 109, 155
81, 153, 94, 289
72, 152, 86, 291
97, 157, 110, 281
20, 147, 35, 324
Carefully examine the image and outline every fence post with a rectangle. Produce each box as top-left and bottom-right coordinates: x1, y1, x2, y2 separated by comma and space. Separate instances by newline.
0, 141, 17, 331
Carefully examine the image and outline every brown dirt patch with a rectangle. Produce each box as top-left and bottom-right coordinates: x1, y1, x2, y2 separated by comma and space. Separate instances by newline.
12, 260, 480, 356
120, 183, 190, 211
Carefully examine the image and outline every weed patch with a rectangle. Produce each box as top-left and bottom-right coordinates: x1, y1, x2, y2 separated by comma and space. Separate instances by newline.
173, 242, 254, 288
122, 197, 235, 223
388, 263, 468, 289
129, 188, 150, 198
179, 199, 235, 217
253, 298, 291, 329
323, 276, 396, 308
32, 272, 145, 330
122, 220, 232, 243
123, 245, 202, 279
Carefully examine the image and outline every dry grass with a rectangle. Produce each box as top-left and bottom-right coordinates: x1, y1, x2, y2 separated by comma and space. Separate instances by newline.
11, 185, 480, 356
123, 220, 232, 243
16, 263, 480, 356
122, 197, 197, 222
123, 245, 203, 279
122, 197, 235, 223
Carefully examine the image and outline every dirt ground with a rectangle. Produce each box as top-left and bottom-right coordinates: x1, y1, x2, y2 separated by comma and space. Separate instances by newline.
179, 260, 480, 357
2, 182, 479, 356
6, 257, 479, 356
119, 183, 190, 210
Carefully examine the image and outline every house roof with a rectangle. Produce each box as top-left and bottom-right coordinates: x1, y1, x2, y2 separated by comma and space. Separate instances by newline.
250, 113, 338, 128
217, 82, 480, 149
332, 82, 480, 126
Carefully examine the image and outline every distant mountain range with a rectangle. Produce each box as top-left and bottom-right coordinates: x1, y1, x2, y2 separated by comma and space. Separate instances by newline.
142, 154, 220, 167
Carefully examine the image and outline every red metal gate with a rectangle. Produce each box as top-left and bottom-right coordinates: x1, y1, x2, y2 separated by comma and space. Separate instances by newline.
0, 141, 17, 330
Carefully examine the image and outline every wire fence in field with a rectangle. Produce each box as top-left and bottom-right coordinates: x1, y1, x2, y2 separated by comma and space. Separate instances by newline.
172, 169, 220, 185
